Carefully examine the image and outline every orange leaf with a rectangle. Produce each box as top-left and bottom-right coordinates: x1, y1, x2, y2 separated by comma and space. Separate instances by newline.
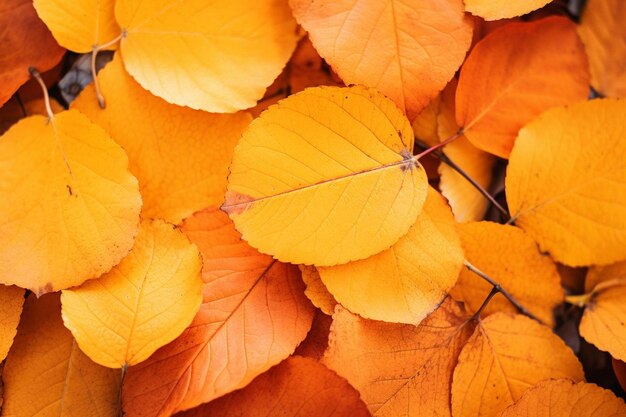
0, 285, 24, 362
299, 265, 337, 316
452, 313, 584, 417
451, 222, 563, 327
0, 0, 65, 106
323, 298, 474, 416
121, 207, 314, 416
456, 17, 589, 158
463, 0, 551, 20
0, 96, 63, 135
2, 294, 120, 417
290, 0, 473, 120
294, 311, 333, 361
174, 356, 370, 417
501, 379, 626, 417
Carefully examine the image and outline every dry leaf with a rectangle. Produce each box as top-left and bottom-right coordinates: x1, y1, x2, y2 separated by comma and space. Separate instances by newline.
300, 265, 337, 316
318, 186, 463, 324
61, 219, 203, 368
290, 0, 473, 120
121, 207, 314, 416
0, 285, 24, 361
452, 313, 584, 417
506, 99, 626, 266
294, 311, 333, 361
223, 85, 427, 266
0, 110, 141, 294
74, 55, 252, 224
456, 17, 589, 158
463, 0, 551, 20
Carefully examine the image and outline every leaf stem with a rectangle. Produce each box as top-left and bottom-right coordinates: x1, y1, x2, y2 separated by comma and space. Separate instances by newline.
472, 286, 499, 320
463, 259, 544, 324
92, 32, 125, 109
414, 129, 463, 160
117, 363, 128, 417
28, 67, 54, 120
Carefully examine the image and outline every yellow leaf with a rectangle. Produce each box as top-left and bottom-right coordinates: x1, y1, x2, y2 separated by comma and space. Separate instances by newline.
577, 261, 626, 361
323, 298, 474, 417
34, 0, 118, 52
2, 294, 120, 417
0, 285, 24, 361
412, 94, 443, 147
223, 85, 427, 266
299, 265, 337, 316
318, 186, 463, 324
0, 110, 141, 294
501, 379, 626, 417
61, 219, 203, 368
451, 222, 563, 327
73, 55, 252, 224
579, 0, 626, 98
115, 0, 298, 112
463, 0, 551, 20
452, 313, 584, 417
289, 0, 473, 120
506, 99, 626, 266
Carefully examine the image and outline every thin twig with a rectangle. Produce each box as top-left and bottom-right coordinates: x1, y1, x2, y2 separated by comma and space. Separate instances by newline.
28, 67, 54, 120
117, 363, 128, 417
91, 32, 125, 108
463, 259, 545, 325
414, 129, 463, 160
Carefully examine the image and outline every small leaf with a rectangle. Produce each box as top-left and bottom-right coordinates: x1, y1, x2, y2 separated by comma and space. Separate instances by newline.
452, 313, 584, 417
318, 186, 463, 324
463, 0, 551, 20
223, 85, 427, 266
501, 379, 626, 417
174, 357, 370, 417
61, 219, 203, 368
0, 110, 141, 294
506, 99, 626, 266
0, 285, 25, 361
299, 265, 338, 316
2, 294, 120, 417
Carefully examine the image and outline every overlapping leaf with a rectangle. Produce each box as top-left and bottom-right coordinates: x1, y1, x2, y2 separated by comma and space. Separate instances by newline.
0, 285, 24, 361
299, 265, 337, 316
462, 0, 551, 20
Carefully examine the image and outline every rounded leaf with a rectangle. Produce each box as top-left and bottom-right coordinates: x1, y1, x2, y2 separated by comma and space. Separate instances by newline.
463, 0, 551, 20
0, 110, 141, 294
319, 186, 463, 324
115, 0, 298, 112
0, 285, 24, 361
61, 219, 203, 368
223, 85, 427, 266
506, 99, 626, 266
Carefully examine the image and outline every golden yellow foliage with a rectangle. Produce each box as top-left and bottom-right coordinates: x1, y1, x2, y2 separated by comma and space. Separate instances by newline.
299, 265, 337, 316
463, 0, 551, 20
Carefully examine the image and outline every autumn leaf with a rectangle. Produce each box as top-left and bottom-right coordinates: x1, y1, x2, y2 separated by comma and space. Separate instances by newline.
0, 0, 65, 106
614, 359, 626, 392
452, 313, 584, 417
0, 110, 141, 294
223, 85, 427, 266
114, 0, 298, 112
456, 17, 589, 158
290, 0, 473, 120
289, 37, 344, 95
451, 222, 563, 326
0, 96, 64, 135
506, 99, 626, 266
462, 0, 551, 20
61, 219, 203, 368
34, 0, 118, 52
0, 285, 24, 361
323, 298, 474, 417
2, 294, 120, 417
73, 55, 252, 224
300, 265, 338, 316
318, 186, 463, 324
294, 311, 333, 361
500, 379, 626, 417
579, 0, 626, 98
121, 207, 314, 416
174, 356, 370, 417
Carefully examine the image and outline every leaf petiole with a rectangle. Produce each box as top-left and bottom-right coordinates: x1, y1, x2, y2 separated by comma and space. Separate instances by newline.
92, 31, 125, 108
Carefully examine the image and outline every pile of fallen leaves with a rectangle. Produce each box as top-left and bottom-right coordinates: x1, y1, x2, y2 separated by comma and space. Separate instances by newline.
1, 0, 626, 416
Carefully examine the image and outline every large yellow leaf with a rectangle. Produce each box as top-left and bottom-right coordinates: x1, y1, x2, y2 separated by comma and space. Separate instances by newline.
318, 186, 463, 324
34, 0, 118, 52
2, 294, 120, 417
506, 99, 626, 266
323, 298, 474, 417
462, 0, 551, 20
456, 17, 589, 158
451, 313, 584, 417
0, 285, 24, 361
576, 261, 626, 361
223, 85, 427, 266
501, 379, 626, 417
289, 0, 473, 120
0, 110, 141, 295
451, 222, 563, 327
114, 0, 298, 112
122, 207, 314, 416
174, 357, 370, 417
579, 0, 626, 98
74, 55, 252, 224
61, 219, 203, 368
